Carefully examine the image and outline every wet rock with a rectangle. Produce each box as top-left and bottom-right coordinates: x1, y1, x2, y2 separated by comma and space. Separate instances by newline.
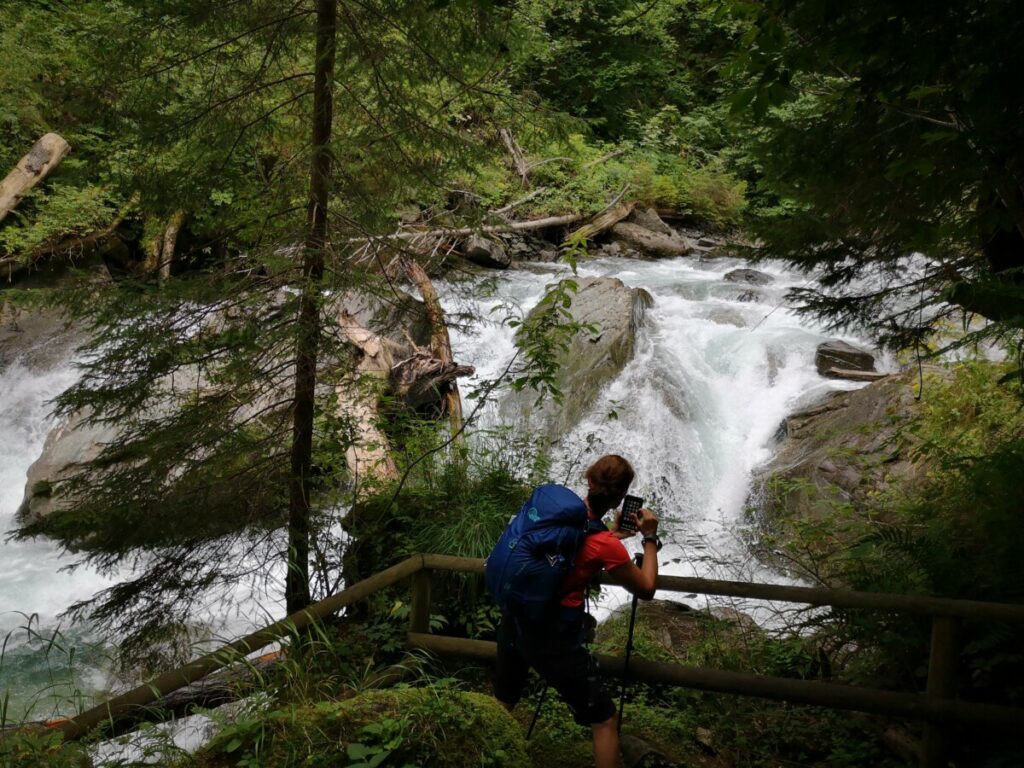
751, 369, 942, 532
1, 305, 85, 371
815, 339, 875, 377
628, 207, 675, 237
17, 409, 115, 527
463, 234, 510, 269
724, 268, 774, 286
506, 276, 653, 436
706, 307, 746, 327
736, 289, 761, 303
609, 222, 693, 259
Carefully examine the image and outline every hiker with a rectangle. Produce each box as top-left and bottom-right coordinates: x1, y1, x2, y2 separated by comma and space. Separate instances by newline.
487, 454, 661, 768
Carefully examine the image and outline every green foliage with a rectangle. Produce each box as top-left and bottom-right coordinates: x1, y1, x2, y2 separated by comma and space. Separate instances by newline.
458, 131, 747, 227
726, 0, 1024, 353
513, 0, 741, 140
200, 688, 529, 768
0, 729, 91, 768
754, 361, 1024, 765
345, 429, 545, 639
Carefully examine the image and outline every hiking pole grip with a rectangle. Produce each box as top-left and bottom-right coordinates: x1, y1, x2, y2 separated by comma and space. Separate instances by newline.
617, 552, 644, 732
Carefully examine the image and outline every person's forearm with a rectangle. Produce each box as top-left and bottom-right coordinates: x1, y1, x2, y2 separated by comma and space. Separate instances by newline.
641, 542, 658, 596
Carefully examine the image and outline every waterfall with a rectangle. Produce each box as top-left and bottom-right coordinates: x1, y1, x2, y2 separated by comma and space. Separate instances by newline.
443, 254, 872, 620
0, 253, 876, 720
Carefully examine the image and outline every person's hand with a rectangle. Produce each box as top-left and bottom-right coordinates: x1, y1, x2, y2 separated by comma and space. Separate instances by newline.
637, 507, 658, 537
610, 512, 634, 540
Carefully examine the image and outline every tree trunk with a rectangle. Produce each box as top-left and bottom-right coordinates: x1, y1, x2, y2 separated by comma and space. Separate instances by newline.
159, 210, 186, 283
287, 0, 336, 615
400, 258, 464, 440
0, 133, 70, 223
565, 201, 636, 243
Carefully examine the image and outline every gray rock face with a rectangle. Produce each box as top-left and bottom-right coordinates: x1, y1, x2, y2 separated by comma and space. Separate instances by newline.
628, 207, 675, 237
815, 339, 875, 377
463, 234, 510, 269
609, 222, 692, 258
17, 410, 114, 526
1, 306, 85, 371
724, 268, 774, 286
750, 370, 936, 530
507, 276, 653, 437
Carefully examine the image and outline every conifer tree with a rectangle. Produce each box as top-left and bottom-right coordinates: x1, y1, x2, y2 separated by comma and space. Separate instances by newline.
15, 0, 521, 656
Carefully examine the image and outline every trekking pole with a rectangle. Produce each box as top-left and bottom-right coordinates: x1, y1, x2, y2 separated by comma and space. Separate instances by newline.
526, 684, 548, 740
617, 552, 643, 733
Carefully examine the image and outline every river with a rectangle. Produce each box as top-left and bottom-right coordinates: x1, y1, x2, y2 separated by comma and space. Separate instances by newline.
0, 251, 875, 726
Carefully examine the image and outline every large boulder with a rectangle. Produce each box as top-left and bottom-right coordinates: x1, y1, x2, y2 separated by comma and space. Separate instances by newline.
463, 234, 511, 269
628, 206, 675, 237
506, 276, 653, 436
815, 339, 875, 377
17, 409, 115, 527
751, 370, 935, 531
609, 222, 693, 258
595, 599, 761, 661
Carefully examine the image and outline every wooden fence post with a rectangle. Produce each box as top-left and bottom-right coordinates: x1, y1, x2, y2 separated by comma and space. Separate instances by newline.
922, 616, 960, 768
410, 568, 432, 634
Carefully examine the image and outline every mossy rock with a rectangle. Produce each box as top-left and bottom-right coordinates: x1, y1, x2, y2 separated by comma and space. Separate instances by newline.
199, 688, 529, 767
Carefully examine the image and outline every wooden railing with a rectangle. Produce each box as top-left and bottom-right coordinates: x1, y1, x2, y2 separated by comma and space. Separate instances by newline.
38, 555, 1024, 767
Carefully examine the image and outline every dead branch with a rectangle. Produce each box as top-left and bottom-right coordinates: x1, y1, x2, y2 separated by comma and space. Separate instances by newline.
498, 128, 530, 187
400, 257, 465, 441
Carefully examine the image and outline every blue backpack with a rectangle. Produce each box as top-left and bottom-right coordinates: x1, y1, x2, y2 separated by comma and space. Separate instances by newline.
485, 484, 606, 621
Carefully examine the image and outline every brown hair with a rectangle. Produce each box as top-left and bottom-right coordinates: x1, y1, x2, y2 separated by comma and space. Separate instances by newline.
585, 454, 635, 516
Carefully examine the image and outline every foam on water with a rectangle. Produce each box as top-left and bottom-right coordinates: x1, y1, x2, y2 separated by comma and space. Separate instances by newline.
0, 360, 114, 636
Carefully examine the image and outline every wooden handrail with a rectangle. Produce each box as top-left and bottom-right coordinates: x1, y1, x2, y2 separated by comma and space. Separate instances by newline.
406, 634, 1024, 729
49, 556, 424, 741
25, 552, 1024, 768
424, 555, 1024, 622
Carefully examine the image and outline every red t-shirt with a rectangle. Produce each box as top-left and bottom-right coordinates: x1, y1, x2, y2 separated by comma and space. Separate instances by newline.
559, 528, 631, 608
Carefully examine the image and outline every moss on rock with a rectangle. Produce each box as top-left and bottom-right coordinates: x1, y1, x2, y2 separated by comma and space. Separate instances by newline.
199, 688, 529, 768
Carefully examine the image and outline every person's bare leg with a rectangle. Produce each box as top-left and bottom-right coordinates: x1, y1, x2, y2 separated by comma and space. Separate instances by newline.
592, 715, 622, 768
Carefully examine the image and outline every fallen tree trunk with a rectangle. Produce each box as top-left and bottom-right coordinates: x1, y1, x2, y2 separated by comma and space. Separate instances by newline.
566, 201, 636, 243
335, 306, 474, 489
399, 258, 466, 440
349, 213, 584, 246
0, 133, 70, 223
336, 312, 400, 489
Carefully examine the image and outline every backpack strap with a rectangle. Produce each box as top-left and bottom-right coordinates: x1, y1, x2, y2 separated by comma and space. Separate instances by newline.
585, 518, 608, 535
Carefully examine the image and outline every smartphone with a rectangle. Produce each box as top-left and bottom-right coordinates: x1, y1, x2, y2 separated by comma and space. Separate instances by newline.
618, 494, 644, 533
